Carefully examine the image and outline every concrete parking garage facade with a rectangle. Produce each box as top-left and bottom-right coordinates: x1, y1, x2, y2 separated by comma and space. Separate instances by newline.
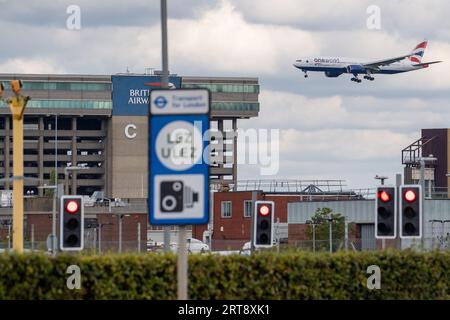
0, 72, 259, 250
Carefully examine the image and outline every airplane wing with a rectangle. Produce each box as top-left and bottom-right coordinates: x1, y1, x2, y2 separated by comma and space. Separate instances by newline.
362, 54, 412, 70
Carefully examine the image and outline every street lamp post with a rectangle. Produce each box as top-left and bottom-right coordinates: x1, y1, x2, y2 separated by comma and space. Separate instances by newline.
2, 80, 30, 253
64, 165, 88, 195
374, 175, 389, 186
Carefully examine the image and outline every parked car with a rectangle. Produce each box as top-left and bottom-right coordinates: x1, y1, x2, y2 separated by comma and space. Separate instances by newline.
170, 238, 210, 253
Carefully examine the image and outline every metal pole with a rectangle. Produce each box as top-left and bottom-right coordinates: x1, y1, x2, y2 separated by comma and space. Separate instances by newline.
344, 220, 348, 250
137, 222, 141, 253
250, 191, 257, 253
420, 159, 425, 242
55, 114, 58, 186
98, 224, 102, 254
329, 218, 333, 253
31, 224, 35, 251
7, 223, 11, 250
431, 221, 435, 250
11, 104, 25, 253
64, 170, 69, 195
276, 217, 280, 253
160, 0, 171, 253
177, 225, 188, 300
52, 187, 56, 255
118, 215, 122, 253
312, 224, 316, 253
420, 159, 425, 197
93, 227, 97, 254
161, 0, 169, 87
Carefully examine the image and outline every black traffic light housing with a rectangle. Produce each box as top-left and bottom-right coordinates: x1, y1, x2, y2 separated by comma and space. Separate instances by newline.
400, 185, 422, 239
253, 201, 274, 248
60, 195, 84, 251
375, 186, 397, 239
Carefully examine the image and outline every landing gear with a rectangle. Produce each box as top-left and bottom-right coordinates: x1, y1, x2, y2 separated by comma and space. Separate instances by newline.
350, 73, 361, 83
363, 75, 375, 81
303, 70, 308, 78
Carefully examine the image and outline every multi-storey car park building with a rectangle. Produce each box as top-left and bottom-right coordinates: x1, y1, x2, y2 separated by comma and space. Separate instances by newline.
0, 73, 259, 197
0, 73, 259, 250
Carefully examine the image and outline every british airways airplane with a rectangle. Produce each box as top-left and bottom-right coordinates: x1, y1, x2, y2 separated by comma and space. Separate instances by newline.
293, 41, 442, 82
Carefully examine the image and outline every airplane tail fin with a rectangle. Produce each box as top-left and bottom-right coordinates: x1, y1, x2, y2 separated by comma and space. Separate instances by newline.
409, 40, 428, 63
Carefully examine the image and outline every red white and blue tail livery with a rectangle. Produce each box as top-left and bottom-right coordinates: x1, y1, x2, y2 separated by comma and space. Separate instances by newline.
409, 40, 427, 63
294, 40, 442, 83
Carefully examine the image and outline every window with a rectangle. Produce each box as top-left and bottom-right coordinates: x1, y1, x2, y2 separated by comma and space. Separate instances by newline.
25, 99, 112, 109
221, 201, 232, 218
243, 200, 252, 218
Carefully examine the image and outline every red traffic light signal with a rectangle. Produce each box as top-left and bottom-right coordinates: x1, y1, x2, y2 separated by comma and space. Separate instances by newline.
404, 189, 417, 202
378, 190, 390, 202
259, 205, 270, 216
66, 200, 79, 214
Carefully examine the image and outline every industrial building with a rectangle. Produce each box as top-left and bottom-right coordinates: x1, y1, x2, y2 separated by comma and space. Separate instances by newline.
195, 180, 371, 250
0, 72, 260, 250
402, 128, 450, 198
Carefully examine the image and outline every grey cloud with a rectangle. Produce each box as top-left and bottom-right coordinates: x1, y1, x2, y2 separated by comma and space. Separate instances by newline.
0, 0, 216, 28
230, 0, 450, 41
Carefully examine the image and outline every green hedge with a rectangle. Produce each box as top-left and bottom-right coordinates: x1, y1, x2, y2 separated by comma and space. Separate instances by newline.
0, 250, 449, 299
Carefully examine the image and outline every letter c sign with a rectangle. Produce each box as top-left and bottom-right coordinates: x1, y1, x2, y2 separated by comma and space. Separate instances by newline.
125, 124, 137, 139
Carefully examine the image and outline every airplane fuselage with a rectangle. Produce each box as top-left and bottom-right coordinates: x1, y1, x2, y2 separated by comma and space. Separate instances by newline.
294, 57, 423, 76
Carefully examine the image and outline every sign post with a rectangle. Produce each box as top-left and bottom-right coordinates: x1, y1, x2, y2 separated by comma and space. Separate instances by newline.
149, 88, 210, 300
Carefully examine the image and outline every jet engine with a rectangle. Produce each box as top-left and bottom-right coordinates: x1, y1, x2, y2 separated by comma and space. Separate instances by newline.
346, 64, 365, 74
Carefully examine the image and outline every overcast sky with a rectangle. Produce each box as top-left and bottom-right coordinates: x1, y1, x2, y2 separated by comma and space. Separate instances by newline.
1, 0, 450, 189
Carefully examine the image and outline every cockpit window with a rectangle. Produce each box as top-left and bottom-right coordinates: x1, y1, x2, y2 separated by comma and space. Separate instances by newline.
296, 59, 302, 62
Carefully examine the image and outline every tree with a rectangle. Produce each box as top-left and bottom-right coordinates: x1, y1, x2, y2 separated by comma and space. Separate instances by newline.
44, 169, 57, 197
306, 207, 351, 251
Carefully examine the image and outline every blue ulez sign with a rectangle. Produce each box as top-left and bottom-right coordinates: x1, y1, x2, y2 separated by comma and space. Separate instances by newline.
149, 114, 210, 225
111, 75, 182, 116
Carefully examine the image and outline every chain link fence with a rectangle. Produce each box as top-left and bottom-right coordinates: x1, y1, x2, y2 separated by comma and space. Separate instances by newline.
2, 223, 450, 254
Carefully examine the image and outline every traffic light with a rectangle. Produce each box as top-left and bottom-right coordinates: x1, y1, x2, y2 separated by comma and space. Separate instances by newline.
10, 80, 22, 94
253, 201, 274, 248
60, 195, 84, 251
375, 186, 397, 239
400, 185, 422, 238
